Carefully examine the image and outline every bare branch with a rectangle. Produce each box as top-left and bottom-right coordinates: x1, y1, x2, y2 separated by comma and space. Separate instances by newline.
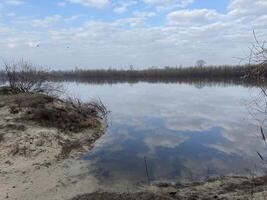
2, 59, 64, 96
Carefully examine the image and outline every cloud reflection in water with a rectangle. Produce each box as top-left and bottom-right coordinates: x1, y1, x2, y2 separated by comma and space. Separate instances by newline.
65, 83, 266, 187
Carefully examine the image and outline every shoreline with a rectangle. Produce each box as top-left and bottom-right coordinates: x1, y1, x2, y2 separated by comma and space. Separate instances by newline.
0, 89, 107, 200
1, 87, 267, 200
73, 175, 267, 200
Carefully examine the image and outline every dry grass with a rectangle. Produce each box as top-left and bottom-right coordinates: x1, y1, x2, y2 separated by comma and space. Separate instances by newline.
72, 192, 172, 200
1, 90, 107, 133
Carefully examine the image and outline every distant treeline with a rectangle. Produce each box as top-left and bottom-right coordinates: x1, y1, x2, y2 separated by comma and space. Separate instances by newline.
48, 64, 262, 84
0, 64, 266, 86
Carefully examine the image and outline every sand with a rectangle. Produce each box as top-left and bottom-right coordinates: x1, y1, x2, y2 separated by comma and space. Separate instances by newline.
0, 94, 106, 200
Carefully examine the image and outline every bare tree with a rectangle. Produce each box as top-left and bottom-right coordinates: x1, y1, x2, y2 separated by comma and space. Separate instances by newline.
129, 65, 134, 71
196, 59, 206, 68
2, 59, 63, 95
245, 32, 267, 163
246, 31, 267, 79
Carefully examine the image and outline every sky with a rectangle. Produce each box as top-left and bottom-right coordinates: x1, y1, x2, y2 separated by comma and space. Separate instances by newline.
0, 0, 266, 69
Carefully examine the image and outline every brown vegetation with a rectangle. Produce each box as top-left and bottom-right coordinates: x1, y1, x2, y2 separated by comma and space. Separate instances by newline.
48, 65, 251, 83
0, 63, 266, 86
0, 59, 108, 132
0, 87, 107, 200
72, 176, 267, 200
1, 91, 107, 133
2, 59, 62, 95
72, 192, 172, 200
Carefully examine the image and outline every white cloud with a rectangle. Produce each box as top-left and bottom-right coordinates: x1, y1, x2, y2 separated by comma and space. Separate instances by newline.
113, 1, 137, 14
252, 15, 267, 29
228, 0, 267, 17
57, 2, 67, 7
143, 0, 194, 10
65, 14, 83, 22
32, 15, 62, 27
68, 0, 109, 8
6, 43, 17, 48
6, 12, 16, 17
1, 0, 267, 68
5, 0, 25, 6
113, 6, 127, 14
144, 133, 188, 154
12, 14, 83, 28
133, 11, 156, 18
167, 9, 221, 26
0, 24, 9, 33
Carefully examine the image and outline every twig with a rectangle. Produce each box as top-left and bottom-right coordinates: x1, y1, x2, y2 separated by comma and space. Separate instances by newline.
144, 156, 150, 183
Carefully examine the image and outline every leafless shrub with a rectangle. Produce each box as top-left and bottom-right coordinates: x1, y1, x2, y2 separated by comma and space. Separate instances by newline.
66, 97, 109, 121
245, 32, 267, 120
246, 31, 267, 80
86, 99, 109, 120
245, 32, 267, 170
2, 59, 63, 96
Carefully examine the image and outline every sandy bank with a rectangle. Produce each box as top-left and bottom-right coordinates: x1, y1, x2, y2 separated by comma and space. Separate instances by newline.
0, 88, 106, 200
73, 176, 267, 200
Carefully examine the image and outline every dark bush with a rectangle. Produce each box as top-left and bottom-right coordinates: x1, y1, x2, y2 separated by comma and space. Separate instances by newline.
2, 59, 63, 95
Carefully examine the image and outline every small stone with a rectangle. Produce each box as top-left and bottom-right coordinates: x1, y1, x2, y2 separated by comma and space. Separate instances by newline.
5, 160, 12, 165
35, 165, 41, 170
156, 182, 172, 187
169, 192, 176, 197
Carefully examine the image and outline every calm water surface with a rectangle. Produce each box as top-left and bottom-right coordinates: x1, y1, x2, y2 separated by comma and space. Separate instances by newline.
65, 82, 266, 187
